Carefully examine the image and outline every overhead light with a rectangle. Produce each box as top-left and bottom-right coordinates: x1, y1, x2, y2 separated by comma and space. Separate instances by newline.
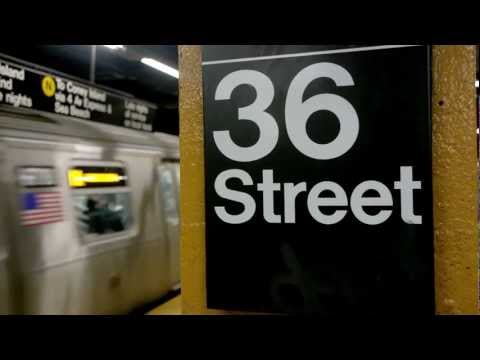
476, 80, 479, 88
141, 58, 179, 79
477, 128, 479, 135
103, 45, 124, 50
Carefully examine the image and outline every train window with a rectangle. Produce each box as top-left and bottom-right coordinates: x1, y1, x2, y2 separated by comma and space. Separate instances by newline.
69, 162, 133, 242
73, 193, 132, 237
175, 165, 180, 188
159, 168, 178, 221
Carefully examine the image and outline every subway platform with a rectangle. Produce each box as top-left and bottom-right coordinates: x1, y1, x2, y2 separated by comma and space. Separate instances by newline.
146, 294, 182, 315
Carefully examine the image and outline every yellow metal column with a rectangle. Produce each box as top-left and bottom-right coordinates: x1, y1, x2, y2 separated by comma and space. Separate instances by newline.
178, 46, 227, 314
178, 45, 480, 315
432, 45, 479, 314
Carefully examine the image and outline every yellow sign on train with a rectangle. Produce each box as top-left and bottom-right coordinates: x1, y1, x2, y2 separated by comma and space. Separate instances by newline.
68, 169, 124, 187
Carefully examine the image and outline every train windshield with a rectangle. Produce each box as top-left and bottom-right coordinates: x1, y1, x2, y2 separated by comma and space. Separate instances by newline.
69, 163, 132, 242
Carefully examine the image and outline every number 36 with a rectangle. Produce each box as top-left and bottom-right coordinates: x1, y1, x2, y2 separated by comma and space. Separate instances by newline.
213, 63, 359, 162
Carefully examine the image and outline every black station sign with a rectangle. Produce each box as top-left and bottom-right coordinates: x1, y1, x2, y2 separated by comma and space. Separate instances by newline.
201, 45, 434, 315
0, 57, 156, 132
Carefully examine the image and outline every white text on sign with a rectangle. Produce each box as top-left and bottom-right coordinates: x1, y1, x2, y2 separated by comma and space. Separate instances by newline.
212, 63, 423, 226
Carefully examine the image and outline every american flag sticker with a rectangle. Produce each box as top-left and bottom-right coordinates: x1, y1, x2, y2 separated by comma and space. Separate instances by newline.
20, 191, 64, 226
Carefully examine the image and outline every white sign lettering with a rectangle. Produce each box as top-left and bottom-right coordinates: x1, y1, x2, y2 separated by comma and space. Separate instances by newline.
212, 63, 423, 226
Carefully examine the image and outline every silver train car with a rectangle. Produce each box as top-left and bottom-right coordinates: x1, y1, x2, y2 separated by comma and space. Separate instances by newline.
0, 107, 180, 314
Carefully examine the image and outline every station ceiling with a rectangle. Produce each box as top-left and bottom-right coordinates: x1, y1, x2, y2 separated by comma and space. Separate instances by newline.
0, 45, 179, 134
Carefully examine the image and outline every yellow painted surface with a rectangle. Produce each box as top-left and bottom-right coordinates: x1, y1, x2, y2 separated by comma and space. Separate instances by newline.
147, 295, 182, 315
178, 46, 249, 315
432, 45, 479, 314
178, 46, 234, 314
179, 45, 480, 315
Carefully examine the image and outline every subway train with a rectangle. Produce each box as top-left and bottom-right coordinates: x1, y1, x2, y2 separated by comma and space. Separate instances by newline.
0, 106, 180, 314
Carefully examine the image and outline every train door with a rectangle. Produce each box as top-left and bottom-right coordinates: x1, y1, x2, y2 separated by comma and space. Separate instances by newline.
68, 161, 136, 314
158, 161, 180, 288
